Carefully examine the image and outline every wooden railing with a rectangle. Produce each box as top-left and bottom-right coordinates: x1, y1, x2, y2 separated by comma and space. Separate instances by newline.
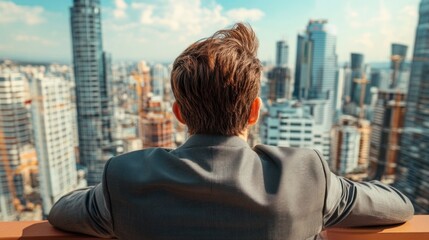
0, 215, 427, 239
323, 215, 429, 240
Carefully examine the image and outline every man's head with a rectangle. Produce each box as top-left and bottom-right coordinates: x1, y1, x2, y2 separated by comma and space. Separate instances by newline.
171, 23, 262, 136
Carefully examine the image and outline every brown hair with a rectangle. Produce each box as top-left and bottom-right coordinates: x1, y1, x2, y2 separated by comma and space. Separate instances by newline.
171, 23, 262, 136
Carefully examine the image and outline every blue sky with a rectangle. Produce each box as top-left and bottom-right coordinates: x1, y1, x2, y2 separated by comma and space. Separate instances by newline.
0, 0, 420, 65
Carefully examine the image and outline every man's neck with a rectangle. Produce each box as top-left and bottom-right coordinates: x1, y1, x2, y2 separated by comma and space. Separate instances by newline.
238, 130, 248, 142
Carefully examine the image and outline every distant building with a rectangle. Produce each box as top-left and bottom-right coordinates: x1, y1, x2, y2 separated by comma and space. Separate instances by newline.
133, 62, 175, 149
31, 76, 80, 217
276, 40, 289, 67
341, 63, 352, 101
395, 0, 429, 214
331, 115, 370, 176
267, 40, 292, 102
267, 67, 292, 101
70, 0, 115, 185
331, 116, 361, 175
368, 90, 406, 183
350, 53, 366, 105
293, 19, 338, 128
141, 112, 175, 148
0, 72, 36, 221
260, 100, 328, 160
151, 64, 168, 98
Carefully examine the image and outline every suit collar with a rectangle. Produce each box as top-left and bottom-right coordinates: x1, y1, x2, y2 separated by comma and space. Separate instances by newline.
178, 134, 250, 149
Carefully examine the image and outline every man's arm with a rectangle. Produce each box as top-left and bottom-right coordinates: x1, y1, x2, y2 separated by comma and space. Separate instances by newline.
48, 159, 114, 238
315, 150, 415, 228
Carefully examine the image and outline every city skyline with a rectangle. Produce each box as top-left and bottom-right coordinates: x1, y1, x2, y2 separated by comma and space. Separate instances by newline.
0, 0, 428, 221
0, 0, 419, 65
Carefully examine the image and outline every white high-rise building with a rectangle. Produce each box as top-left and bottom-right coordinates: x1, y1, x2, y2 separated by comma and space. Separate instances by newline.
31, 76, 80, 217
260, 101, 329, 159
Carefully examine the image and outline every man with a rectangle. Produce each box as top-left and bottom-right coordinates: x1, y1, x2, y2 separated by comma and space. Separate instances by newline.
49, 23, 414, 240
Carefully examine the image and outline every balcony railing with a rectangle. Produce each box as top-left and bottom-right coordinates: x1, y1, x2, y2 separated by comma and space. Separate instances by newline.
0, 215, 427, 239
323, 215, 429, 240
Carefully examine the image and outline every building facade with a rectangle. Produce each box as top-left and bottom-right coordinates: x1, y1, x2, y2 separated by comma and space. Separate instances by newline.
293, 20, 338, 128
260, 101, 328, 159
70, 0, 115, 185
331, 116, 361, 175
267, 67, 292, 101
276, 40, 289, 67
0, 72, 35, 221
395, 0, 429, 213
368, 90, 406, 183
31, 76, 80, 217
350, 53, 365, 105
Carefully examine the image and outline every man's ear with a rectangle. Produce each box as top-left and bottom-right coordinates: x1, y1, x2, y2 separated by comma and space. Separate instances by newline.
173, 102, 186, 125
248, 97, 262, 126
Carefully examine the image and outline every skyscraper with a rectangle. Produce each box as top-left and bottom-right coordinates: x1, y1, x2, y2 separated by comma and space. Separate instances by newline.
70, 0, 115, 185
276, 40, 289, 67
395, 0, 429, 213
31, 75, 79, 217
293, 20, 338, 128
268, 41, 292, 101
350, 53, 364, 105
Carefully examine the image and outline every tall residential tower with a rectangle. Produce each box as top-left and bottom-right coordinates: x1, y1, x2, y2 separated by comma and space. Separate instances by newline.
70, 0, 115, 185
31, 76, 80, 217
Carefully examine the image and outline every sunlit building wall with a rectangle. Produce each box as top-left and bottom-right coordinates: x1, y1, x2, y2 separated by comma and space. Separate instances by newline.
260, 101, 326, 157
31, 76, 79, 217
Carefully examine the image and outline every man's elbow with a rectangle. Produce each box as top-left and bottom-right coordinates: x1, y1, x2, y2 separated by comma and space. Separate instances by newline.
401, 197, 415, 222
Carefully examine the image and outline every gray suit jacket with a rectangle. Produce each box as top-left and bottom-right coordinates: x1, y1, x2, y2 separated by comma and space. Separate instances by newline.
49, 135, 414, 240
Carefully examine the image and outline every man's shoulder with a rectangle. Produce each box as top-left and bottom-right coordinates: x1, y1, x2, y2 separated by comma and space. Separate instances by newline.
112, 147, 173, 161
253, 144, 322, 163
106, 147, 174, 175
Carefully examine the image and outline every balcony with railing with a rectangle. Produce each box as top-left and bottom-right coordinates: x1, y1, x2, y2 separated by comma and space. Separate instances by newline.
0, 215, 427, 239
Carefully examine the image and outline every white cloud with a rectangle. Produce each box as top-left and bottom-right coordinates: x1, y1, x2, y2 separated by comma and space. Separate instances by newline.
126, 0, 264, 39
14, 34, 57, 46
113, 0, 128, 19
402, 5, 418, 18
370, 0, 391, 24
341, 0, 418, 61
0, 1, 45, 25
226, 8, 264, 22
355, 32, 374, 49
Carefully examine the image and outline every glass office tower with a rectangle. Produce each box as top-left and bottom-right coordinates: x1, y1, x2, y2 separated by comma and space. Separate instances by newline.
395, 0, 429, 213
294, 20, 338, 128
